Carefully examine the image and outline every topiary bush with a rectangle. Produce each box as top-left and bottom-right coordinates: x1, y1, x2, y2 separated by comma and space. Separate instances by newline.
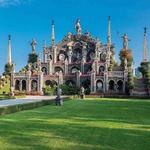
43, 86, 57, 96
60, 84, 80, 95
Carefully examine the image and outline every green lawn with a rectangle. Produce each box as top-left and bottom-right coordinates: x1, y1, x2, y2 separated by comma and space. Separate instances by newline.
0, 98, 150, 150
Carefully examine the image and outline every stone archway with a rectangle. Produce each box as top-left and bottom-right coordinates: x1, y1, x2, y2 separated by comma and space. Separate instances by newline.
54, 67, 64, 73
96, 80, 103, 92
31, 80, 38, 92
45, 80, 58, 87
99, 66, 105, 74
81, 79, 91, 94
42, 67, 48, 75
109, 80, 115, 91
71, 66, 80, 74
117, 80, 123, 92
15, 80, 20, 91
22, 80, 26, 91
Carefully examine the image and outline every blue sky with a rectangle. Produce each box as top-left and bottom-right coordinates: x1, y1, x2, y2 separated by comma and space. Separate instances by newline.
0, 0, 150, 73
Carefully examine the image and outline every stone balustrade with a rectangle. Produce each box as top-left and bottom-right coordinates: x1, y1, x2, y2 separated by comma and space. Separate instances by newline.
108, 71, 124, 77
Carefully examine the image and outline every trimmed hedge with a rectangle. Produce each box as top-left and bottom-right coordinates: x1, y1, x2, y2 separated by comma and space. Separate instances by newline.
0, 97, 70, 116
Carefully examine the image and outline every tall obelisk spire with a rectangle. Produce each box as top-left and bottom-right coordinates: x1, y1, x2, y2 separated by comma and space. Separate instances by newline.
8, 35, 12, 65
51, 20, 55, 46
107, 16, 111, 47
143, 27, 148, 62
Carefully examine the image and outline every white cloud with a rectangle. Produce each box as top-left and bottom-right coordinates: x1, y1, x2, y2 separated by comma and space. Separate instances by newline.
0, 0, 29, 7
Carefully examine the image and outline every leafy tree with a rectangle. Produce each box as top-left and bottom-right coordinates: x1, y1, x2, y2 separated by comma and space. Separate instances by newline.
139, 62, 150, 88
3, 63, 13, 76
28, 53, 38, 64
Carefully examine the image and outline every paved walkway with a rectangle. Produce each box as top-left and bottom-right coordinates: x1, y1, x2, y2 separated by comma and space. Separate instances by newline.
0, 96, 58, 108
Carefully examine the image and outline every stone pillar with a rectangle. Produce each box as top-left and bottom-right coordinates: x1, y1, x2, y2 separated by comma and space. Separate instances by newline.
64, 59, 68, 75
81, 59, 85, 74
58, 71, 63, 85
76, 70, 81, 87
53, 46, 57, 63
91, 71, 96, 93
48, 59, 53, 75
95, 59, 99, 75
38, 72, 43, 95
27, 64, 31, 93
68, 50, 72, 64
10, 70, 15, 96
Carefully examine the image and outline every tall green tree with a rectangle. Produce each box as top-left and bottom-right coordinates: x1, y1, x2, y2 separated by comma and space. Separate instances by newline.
28, 53, 38, 64
3, 63, 13, 76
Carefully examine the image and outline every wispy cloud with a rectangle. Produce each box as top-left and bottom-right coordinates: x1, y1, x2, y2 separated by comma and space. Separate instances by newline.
0, 0, 29, 7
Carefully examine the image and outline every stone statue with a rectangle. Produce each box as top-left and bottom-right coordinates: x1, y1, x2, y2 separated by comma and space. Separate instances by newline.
67, 32, 72, 41
122, 33, 130, 50
31, 39, 37, 54
80, 86, 85, 99
75, 18, 82, 35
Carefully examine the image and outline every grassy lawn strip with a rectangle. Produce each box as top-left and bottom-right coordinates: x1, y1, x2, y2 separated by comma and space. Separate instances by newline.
0, 98, 150, 150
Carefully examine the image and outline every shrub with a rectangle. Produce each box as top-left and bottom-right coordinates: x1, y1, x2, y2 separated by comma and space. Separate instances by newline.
60, 84, 80, 95
43, 86, 57, 96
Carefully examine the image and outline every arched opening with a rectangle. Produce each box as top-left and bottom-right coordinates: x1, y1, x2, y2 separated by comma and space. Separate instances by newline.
96, 80, 103, 92
109, 80, 115, 91
42, 67, 47, 75
45, 80, 57, 88
100, 53, 107, 62
81, 79, 91, 94
72, 43, 82, 62
58, 51, 66, 61
15, 80, 20, 91
85, 64, 92, 73
22, 80, 26, 91
71, 66, 80, 74
117, 80, 123, 92
99, 66, 105, 74
65, 80, 76, 86
45, 80, 52, 87
49, 55, 52, 60
54, 67, 63, 73
31, 80, 38, 92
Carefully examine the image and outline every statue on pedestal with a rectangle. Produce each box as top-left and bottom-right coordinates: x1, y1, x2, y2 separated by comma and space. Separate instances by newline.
31, 39, 37, 54
80, 86, 85, 99
75, 18, 82, 36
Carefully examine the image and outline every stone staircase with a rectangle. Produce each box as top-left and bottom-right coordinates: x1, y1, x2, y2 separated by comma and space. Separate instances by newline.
132, 78, 149, 96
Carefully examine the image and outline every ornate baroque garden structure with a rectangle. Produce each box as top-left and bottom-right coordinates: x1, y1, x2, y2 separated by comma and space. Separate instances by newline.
8, 17, 149, 96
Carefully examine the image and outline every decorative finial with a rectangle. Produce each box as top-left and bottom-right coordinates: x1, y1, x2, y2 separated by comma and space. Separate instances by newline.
8, 34, 11, 40
143, 27, 148, 62
107, 16, 111, 47
8, 34, 12, 65
51, 19, 55, 46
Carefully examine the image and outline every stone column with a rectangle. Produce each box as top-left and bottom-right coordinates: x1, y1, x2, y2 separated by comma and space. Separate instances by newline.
27, 64, 31, 93
81, 59, 85, 74
91, 71, 96, 93
38, 72, 43, 95
58, 71, 63, 85
53, 46, 57, 63
48, 59, 53, 75
64, 59, 68, 75
76, 70, 81, 87
43, 47, 47, 63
